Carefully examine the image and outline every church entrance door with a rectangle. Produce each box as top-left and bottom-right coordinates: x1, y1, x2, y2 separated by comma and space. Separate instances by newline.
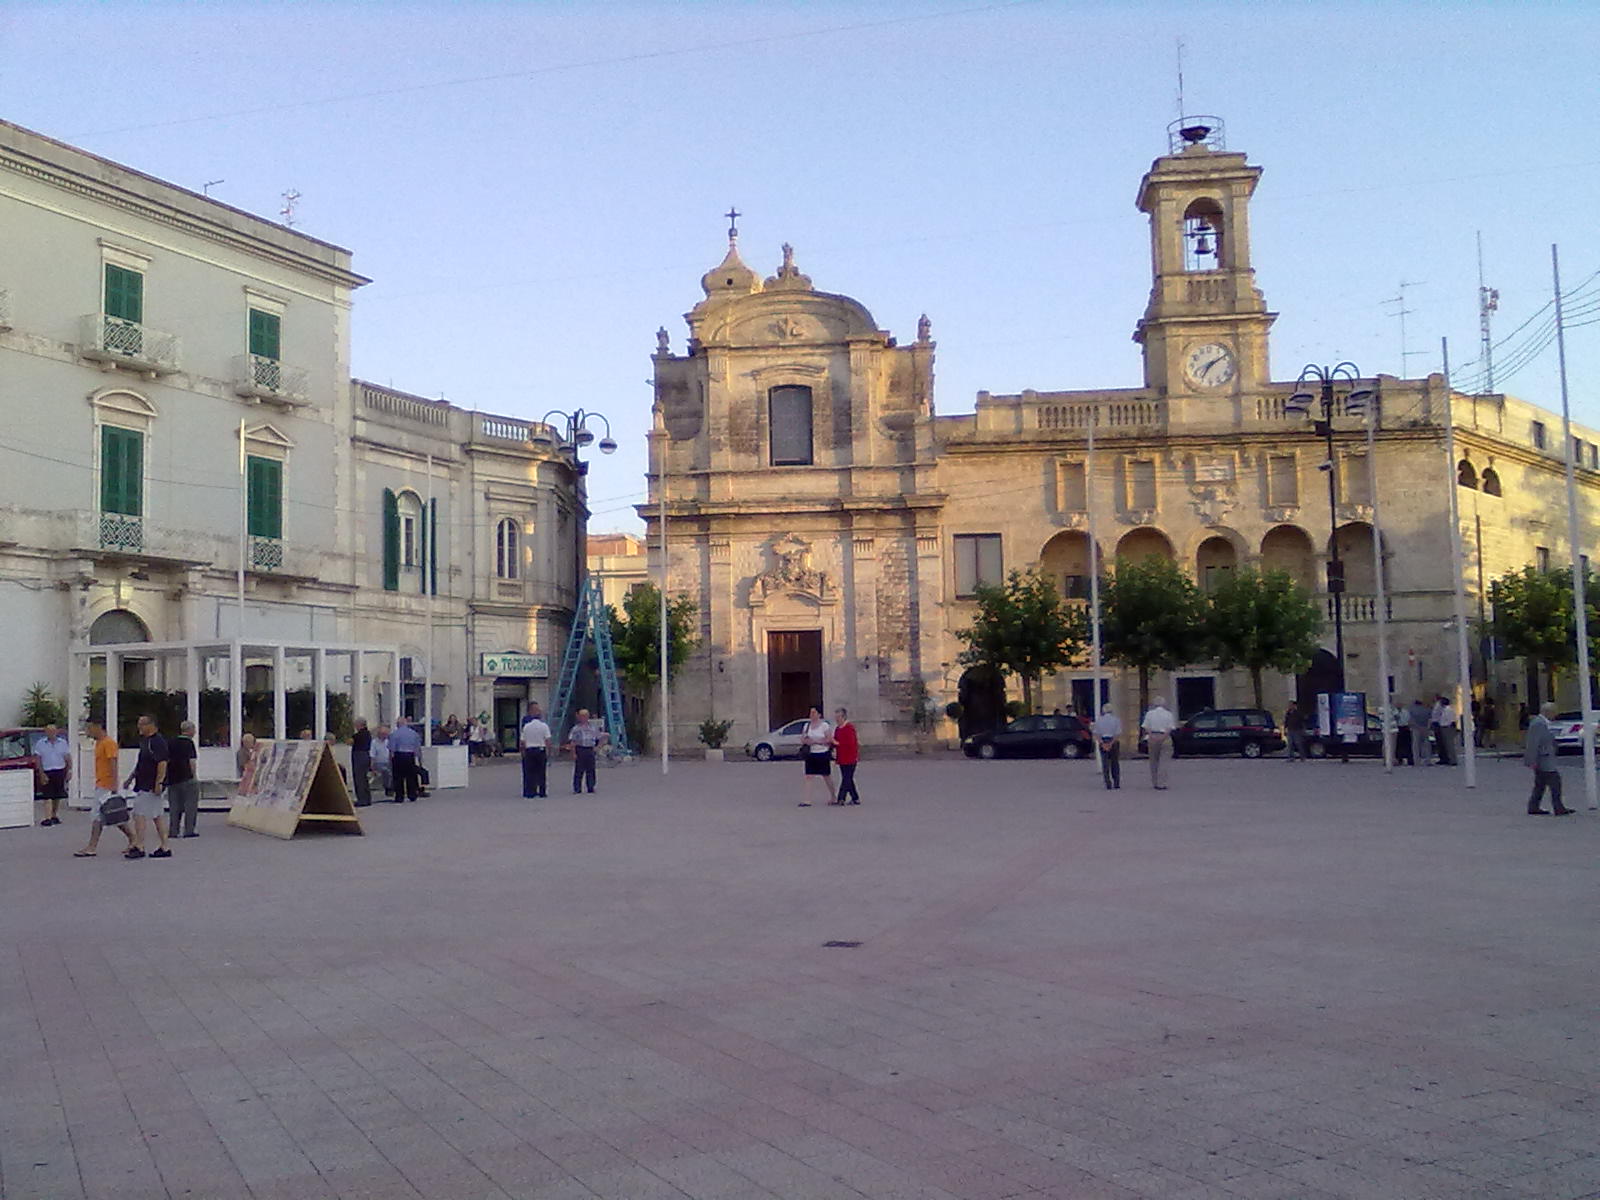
767, 630, 823, 727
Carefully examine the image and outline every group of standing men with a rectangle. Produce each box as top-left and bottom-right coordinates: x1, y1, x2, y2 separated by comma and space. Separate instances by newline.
517, 705, 609, 798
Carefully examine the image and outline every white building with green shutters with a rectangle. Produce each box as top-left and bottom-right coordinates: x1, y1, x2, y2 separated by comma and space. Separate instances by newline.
0, 118, 582, 748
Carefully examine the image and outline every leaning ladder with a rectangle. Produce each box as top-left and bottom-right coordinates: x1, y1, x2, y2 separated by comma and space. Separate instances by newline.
549, 575, 632, 755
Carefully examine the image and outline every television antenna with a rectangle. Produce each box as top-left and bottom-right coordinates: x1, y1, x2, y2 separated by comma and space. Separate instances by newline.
280, 188, 301, 228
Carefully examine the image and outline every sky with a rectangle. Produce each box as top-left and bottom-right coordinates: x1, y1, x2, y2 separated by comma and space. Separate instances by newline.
4, 1, 1598, 533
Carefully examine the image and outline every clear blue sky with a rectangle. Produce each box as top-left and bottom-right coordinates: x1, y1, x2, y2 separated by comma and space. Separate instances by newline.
5, 1, 1597, 531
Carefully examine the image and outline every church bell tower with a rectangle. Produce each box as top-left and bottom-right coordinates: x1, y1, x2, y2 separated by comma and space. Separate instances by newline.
1133, 118, 1275, 403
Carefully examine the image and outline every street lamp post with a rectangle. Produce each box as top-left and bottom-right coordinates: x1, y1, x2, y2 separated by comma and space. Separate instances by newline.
1287, 364, 1376, 762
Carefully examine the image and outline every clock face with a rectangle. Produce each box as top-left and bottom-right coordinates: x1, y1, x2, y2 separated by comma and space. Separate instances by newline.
1184, 342, 1236, 389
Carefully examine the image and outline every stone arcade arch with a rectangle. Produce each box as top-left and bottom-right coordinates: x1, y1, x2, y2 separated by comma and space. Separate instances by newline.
1039, 530, 1099, 600
1115, 527, 1175, 563
1331, 522, 1385, 595
1195, 535, 1239, 592
1260, 525, 1317, 590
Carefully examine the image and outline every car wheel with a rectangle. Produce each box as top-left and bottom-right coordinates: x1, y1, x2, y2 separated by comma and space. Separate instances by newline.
978, 743, 997, 760
753, 744, 774, 762
1069, 741, 1092, 759
1307, 740, 1327, 759
1242, 740, 1263, 759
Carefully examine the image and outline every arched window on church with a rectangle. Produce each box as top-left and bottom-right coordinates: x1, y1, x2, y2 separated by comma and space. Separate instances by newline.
1182, 199, 1225, 272
769, 385, 814, 466
1481, 467, 1502, 496
495, 518, 520, 580
1457, 459, 1478, 489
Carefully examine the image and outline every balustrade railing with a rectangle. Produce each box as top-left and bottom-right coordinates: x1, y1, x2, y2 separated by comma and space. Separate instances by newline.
358, 382, 451, 427
1034, 398, 1164, 432
1322, 593, 1390, 623
234, 354, 309, 402
79, 314, 180, 373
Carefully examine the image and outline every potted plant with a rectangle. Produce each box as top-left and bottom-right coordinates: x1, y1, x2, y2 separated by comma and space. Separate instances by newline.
21, 682, 66, 728
698, 717, 734, 762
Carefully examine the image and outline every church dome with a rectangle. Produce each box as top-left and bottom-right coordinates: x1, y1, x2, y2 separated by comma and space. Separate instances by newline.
700, 238, 761, 299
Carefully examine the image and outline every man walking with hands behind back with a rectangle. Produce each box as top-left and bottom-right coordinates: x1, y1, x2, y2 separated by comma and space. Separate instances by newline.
1093, 703, 1122, 790
1524, 702, 1574, 816
1141, 696, 1176, 790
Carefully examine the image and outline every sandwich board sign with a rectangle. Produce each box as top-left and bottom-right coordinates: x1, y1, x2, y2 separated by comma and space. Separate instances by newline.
227, 739, 363, 840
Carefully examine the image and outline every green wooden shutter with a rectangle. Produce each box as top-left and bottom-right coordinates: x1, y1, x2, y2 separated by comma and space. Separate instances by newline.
428, 498, 439, 595
382, 488, 400, 591
417, 502, 429, 595
248, 309, 281, 360
100, 427, 142, 516
246, 456, 282, 538
103, 265, 143, 323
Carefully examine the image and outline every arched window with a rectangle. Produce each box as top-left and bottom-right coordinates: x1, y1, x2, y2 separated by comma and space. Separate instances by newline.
1457, 459, 1478, 489
382, 488, 436, 594
1182, 199, 1225, 272
495, 518, 520, 579
1481, 467, 1502, 497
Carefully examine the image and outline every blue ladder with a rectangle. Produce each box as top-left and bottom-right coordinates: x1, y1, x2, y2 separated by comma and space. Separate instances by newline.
549, 575, 632, 755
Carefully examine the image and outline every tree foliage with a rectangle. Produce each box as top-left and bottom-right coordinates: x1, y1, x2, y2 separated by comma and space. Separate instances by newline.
608, 583, 700, 691
955, 569, 1086, 714
1205, 568, 1324, 708
1490, 564, 1600, 683
1100, 556, 1208, 713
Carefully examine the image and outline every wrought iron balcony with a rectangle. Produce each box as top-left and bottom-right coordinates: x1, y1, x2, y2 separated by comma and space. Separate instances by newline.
79, 315, 180, 375
233, 354, 309, 405
99, 513, 143, 552
249, 536, 284, 570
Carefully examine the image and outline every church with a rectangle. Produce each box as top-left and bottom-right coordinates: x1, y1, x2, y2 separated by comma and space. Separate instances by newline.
644, 119, 1600, 750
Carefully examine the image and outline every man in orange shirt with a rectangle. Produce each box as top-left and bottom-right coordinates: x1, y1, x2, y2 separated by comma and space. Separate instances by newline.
74, 721, 135, 857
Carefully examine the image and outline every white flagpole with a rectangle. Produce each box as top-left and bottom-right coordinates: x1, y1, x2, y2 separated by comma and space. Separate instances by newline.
1086, 406, 1104, 755
1367, 389, 1394, 772
1440, 339, 1476, 787
1551, 245, 1598, 809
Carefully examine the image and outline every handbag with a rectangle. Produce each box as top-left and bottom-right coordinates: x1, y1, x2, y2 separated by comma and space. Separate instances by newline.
98, 792, 131, 826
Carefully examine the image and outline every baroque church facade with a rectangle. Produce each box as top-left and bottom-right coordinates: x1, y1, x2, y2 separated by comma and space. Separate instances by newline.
645, 121, 1600, 749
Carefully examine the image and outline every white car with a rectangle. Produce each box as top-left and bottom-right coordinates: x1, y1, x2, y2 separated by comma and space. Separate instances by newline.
744, 719, 810, 761
1551, 711, 1595, 755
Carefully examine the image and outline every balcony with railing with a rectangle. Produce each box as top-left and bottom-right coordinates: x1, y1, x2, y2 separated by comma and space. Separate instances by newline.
233, 354, 310, 407
79, 314, 180, 376
249, 535, 285, 570
99, 513, 143, 552
1321, 593, 1391, 623
0, 288, 11, 331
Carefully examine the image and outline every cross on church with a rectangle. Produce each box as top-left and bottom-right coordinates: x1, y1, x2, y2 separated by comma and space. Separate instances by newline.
725, 206, 740, 239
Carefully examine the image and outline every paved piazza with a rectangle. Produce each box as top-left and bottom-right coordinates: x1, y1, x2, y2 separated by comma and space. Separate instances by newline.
2, 751, 1596, 1200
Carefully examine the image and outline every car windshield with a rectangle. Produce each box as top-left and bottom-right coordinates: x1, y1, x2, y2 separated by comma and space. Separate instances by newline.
0, 732, 30, 759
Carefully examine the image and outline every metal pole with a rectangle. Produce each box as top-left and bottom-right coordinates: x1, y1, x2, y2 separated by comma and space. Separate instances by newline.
1087, 407, 1104, 764
658, 427, 669, 776
1551, 245, 1598, 809
1322, 379, 1349, 764
238, 418, 247, 637
423, 454, 433, 749
1367, 391, 1394, 772
1440, 339, 1477, 788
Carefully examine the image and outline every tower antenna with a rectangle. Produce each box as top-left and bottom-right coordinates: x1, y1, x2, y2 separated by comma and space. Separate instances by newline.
1175, 38, 1186, 120
1382, 281, 1426, 376
280, 188, 301, 228
1476, 231, 1499, 393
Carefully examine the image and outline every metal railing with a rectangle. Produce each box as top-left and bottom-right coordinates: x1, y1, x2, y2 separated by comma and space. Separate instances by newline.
234, 354, 309, 402
0, 288, 10, 330
79, 314, 180, 373
99, 513, 143, 552
250, 536, 284, 570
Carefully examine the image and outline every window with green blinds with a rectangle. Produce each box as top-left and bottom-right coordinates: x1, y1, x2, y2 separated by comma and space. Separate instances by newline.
246, 456, 283, 538
103, 265, 143, 323
100, 426, 143, 516
249, 309, 281, 360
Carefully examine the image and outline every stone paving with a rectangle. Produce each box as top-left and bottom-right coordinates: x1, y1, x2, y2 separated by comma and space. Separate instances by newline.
1, 749, 1597, 1200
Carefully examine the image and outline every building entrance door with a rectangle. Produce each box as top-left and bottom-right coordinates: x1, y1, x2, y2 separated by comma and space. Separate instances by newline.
494, 696, 522, 752
767, 630, 823, 727
1071, 677, 1110, 718
1175, 676, 1215, 719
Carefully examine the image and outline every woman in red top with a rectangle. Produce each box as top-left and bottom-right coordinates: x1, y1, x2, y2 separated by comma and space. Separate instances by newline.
831, 707, 861, 805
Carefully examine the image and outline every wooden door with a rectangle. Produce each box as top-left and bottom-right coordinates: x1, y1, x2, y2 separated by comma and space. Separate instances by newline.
767, 630, 823, 727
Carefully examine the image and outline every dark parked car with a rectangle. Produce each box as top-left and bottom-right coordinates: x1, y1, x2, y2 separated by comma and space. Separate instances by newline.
1307, 712, 1410, 760
963, 714, 1093, 760
1168, 709, 1285, 758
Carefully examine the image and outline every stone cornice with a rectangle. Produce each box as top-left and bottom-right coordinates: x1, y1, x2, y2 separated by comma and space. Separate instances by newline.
1, 139, 370, 291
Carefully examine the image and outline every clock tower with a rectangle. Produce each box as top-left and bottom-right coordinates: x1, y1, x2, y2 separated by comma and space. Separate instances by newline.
1132, 119, 1275, 410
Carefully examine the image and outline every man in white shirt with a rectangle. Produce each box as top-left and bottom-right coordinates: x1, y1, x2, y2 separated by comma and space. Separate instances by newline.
519, 704, 552, 798
33, 724, 72, 827
1092, 704, 1122, 790
1141, 697, 1177, 790
1431, 696, 1458, 766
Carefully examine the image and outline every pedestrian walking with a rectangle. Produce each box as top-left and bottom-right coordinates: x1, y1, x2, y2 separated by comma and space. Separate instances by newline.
350, 718, 373, 806
32, 723, 72, 826
832, 707, 861, 805
1141, 696, 1176, 789
1480, 696, 1498, 750
388, 716, 422, 802
797, 706, 836, 807
1432, 695, 1458, 765
1283, 701, 1308, 762
123, 714, 171, 859
166, 720, 201, 838
564, 709, 606, 794
1524, 702, 1574, 816
1408, 699, 1432, 767
73, 720, 136, 857
521, 706, 551, 798
370, 725, 393, 798
1093, 704, 1122, 790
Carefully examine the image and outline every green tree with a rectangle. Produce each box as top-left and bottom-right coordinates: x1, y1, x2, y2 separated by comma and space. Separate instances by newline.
955, 569, 1086, 715
1101, 556, 1208, 714
1205, 567, 1324, 708
608, 584, 700, 747
1490, 564, 1600, 699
